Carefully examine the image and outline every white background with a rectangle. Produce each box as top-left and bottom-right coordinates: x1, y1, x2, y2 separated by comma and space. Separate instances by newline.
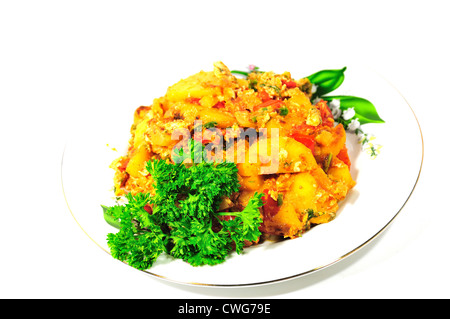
1, 0, 448, 299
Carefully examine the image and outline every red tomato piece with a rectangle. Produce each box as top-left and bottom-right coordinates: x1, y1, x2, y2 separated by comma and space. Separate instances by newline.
118, 157, 130, 172
316, 100, 334, 127
282, 79, 297, 88
186, 97, 201, 105
143, 204, 153, 214
213, 101, 225, 108
337, 145, 352, 169
289, 132, 316, 154
262, 189, 280, 221
258, 90, 272, 102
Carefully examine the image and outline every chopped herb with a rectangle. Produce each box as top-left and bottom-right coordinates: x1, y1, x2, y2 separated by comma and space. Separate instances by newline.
306, 209, 315, 220
268, 85, 280, 93
277, 194, 284, 207
279, 106, 289, 116
323, 153, 332, 173
203, 121, 218, 129
283, 161, 292, 167
249, 79, 258, 91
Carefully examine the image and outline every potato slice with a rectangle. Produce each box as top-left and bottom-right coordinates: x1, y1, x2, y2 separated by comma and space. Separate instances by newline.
126, 145, 151, 178
198, 108, 236, 128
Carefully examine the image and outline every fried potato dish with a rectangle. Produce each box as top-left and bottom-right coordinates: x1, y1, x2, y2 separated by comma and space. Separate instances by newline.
111, 62, 355, 239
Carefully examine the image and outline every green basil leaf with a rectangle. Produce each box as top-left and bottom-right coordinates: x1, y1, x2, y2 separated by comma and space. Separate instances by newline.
307, 67, 346, 97
322, 95, 385, 124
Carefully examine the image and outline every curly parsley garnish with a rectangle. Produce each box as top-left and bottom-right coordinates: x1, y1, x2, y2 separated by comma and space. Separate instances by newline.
102, 157, 264, 270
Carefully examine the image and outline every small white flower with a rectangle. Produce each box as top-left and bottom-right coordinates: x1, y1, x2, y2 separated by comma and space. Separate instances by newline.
331, 107, 342, 119
347, 118, 361, 132
328, 99, 342, 119
329, 99, 341, 110
342, 107, 356, 120
311, 84, 318, 94
357, 130, 382, 159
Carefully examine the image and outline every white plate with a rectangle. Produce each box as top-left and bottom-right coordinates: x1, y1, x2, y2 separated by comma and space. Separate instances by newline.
61, 64, 423, 287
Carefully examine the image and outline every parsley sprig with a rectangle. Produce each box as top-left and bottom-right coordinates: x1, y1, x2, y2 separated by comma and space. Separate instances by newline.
103, 153, 264, 270
104, 192, 167, 270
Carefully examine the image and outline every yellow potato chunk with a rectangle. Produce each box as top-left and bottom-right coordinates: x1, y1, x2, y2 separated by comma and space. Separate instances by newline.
197, 108, 236, 128
199, 95, 218, 108
239, 174, 264, 191
126, 145, 151, 178
279, 137, 317, 173
264, 203, 304, 238
234, 110, 257, 128
166, 71, 218, 101
327, 166, 356, 189
284, 172, 317, 212
237, 136, 319, 176
315, 124, 346, 156
147, 122, 173, 147
133, 119, 148, 148
286, 90, 311, 110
